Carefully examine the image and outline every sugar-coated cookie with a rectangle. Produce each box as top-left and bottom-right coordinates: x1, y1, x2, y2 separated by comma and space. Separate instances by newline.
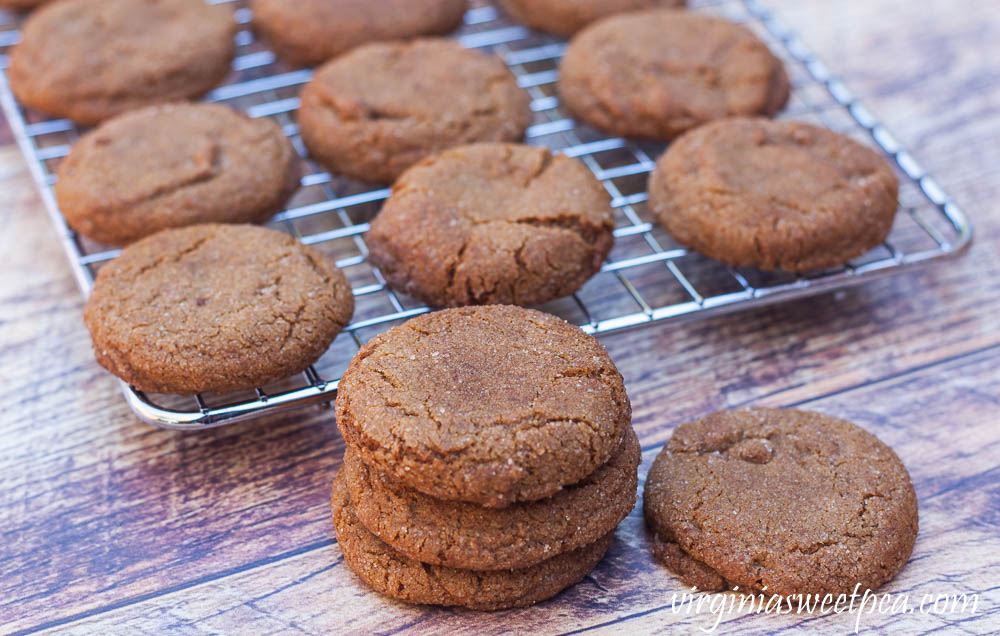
334, 305, 631, 507
643, 408, 918, 595
84, 224, 354, 395
367, 143, 613, 306
56, 103, 299, 246
343, 427, 639, 570
499, 0, 686, 36
9, 0, 235, 125
332, 472, 614, 610
298, 39, 531, 184
559, 10, 788, 139
648, 118, 899, 271
251, 0, 467, 66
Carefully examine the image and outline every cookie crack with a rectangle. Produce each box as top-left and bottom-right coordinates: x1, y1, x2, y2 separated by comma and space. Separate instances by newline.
788, 538, 841, 555
130, 234, 210, 279
669, 429, 775, 456
299, 245, 341, 279
276, 303, 307, 352
316, 67, 511, 130
520, 149, 554, 188
120, 141, 222, 208
351, 314, 625, 473
514, 214, 609, 249
444, 236, 471, 298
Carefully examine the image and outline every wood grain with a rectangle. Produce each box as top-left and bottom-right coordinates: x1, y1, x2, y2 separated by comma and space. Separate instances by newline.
41, 345, 1000, 635
1, 0, 999, 633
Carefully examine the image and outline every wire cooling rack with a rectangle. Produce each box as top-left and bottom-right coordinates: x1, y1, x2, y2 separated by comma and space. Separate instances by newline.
0, 0, 972, 429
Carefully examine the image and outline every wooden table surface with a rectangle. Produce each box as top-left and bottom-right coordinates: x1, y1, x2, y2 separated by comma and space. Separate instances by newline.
2, 1, 999, 634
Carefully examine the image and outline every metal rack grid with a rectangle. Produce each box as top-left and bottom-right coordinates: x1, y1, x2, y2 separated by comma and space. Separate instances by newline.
0, 0, 972, 429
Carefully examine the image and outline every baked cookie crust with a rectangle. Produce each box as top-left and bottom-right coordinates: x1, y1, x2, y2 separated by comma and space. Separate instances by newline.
332, 472, 614, 610
9, 0, 235, 125
643, 407, 918, 596
334, 305, 631, 508
299, 39, 531, 184
559, 10, 789, 139
84, 224, 354, 395
648, 118, 899, 271
366, 143, 613, 307
251, 0, 467, 67
499, 0, 686, 36
55, 103, 300, 246
343, 427, 639, 570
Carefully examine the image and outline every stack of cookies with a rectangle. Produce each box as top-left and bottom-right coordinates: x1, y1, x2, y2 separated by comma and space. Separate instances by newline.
331, 305, 640, 609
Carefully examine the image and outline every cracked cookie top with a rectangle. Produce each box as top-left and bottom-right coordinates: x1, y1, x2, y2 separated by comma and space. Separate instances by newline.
298, 39, 531, 184
643, 407, 918, 596
498, 0, 686, 36
366, 142, 614, 307
55, 103, 301, 246
9, 0, 236, 125
558, 9, 789, 140
83, 224, 354, 395
334, 305, 632, 508
251, 0, 467, 67
648, 118, 900, 272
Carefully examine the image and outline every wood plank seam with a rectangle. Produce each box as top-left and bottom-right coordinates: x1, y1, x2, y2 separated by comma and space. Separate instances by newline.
17, 341, 1000, 635
9, 540, 335, 636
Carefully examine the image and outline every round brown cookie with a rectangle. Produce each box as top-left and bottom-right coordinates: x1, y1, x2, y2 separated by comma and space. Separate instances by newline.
84, 224, 354, 395
332, 472, 614, 609
558, 10, 789, 140
334, 305, 631, 508
251, 0, 467, 67
344, 426, 639, 570
366, 143, 613, 306
8, 0, 235, 126
648, 118, 900, 272
55, 103, 300, 247
298, 40, 531, 184
643, 408, 918, 596
499, 0, 686, 36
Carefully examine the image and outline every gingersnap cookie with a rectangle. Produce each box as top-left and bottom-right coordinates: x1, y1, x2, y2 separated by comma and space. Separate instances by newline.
335, 305, 631, 508
499, 0, 686, 36
251, 0, 467, 67
643, 408, 918, 596
344, 426, 639, 570
55, 103, 300, 247
648, 118, 900, 272
559, 10, 789, 140
8, 0, 235, 125
298, 40, 531, 184
332, 472, 614, 609
366, 143, 613, 307
84, 224, 354, 395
